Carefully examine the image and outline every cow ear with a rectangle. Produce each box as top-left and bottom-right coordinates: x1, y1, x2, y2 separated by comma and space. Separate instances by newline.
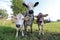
34, 2, 39, 7
23, 3, 28, 8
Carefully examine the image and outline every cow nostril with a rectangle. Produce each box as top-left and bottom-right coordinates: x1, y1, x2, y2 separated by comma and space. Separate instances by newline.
15, 18, 17, 19
29, 10, 34, 14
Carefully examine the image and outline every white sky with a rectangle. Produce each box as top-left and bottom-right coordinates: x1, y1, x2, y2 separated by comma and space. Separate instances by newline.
0, 0, 60, 21
0, 0, 13, 17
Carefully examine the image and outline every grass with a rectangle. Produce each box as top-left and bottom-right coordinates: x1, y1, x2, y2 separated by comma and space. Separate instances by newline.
0, 26, 16, 40
0, 19, 60, 40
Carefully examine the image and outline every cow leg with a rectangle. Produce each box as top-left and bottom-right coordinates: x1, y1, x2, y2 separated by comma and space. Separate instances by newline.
24, 25, 27, 35
22, 30, 24, 36
38, 24, 41, 35
24, 21, 27, 35
30, 24, 32, 33
21, 28, 24, 36
20, 26, 24, 36
41, 25, 44, 35
24, 26, 27, 32
16, 28, 19, 38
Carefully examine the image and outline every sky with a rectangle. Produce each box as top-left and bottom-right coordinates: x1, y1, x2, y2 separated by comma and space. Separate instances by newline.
0, 0, 13, 18
0, 0, 60, 21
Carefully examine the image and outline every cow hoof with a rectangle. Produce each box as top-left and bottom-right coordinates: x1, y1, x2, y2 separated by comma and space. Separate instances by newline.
42, 32, 44, 35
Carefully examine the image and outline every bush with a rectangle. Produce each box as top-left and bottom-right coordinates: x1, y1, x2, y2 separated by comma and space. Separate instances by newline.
44, 19, 51, 23
57, 19, 60, 22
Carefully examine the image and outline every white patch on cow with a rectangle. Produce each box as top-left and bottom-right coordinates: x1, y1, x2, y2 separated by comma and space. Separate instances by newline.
28, 2, 34, 10
39, 18, 44, 25
15, 13, 24, 26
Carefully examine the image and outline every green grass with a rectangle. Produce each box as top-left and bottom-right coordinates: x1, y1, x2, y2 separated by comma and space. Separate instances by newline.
0, 26, 16, 40
0, 19, 60, 40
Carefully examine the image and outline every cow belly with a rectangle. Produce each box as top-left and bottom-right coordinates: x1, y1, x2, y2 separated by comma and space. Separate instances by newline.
27, 21, 32, 25
24, 20, 32, 26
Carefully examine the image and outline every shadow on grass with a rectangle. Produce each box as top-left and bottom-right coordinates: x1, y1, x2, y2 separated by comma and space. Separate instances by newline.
0, 26, 60, 40
0, 26, 16, 40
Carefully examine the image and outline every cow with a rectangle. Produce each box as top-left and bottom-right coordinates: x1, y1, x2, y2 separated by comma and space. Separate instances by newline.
36, 12, 48, 35
23, 2, 39, 35
13, 12, 25, 38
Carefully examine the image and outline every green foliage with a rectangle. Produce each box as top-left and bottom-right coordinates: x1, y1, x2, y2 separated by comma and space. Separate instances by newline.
11, 0, 27, 15
44, 19, 51, 23
57, 19, 60, 22
33, 19, 37, 24
0, 9, 8, 18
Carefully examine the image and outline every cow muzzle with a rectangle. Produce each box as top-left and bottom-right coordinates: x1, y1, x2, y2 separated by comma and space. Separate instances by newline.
29, 10, 34, 14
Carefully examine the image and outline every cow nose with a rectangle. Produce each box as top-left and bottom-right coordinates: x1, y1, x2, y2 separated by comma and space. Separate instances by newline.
16, 25, 20, 28
29, 10, 34, 14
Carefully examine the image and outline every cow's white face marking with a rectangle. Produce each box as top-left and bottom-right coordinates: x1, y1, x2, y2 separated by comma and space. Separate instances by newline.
15, 13, 24, 26
28, 2, 34, 10
23, 2, 39, 14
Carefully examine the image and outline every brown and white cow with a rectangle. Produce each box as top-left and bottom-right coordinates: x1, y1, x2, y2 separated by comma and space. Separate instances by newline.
36, 12, 48, 35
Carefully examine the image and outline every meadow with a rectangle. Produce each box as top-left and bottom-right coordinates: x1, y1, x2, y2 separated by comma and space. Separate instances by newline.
0, 19, 60, 40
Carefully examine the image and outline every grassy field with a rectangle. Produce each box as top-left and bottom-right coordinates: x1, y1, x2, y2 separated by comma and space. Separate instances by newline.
0, 19, 60, 40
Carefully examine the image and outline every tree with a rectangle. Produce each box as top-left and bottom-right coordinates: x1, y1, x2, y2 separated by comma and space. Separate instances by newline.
0, 9, 8, 18
44, 19, 51, 23
57, 19, 60, 22
11, 0, 27, 15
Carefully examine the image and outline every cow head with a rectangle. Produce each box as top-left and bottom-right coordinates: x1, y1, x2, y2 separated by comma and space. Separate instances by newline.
23, 2, 39, 14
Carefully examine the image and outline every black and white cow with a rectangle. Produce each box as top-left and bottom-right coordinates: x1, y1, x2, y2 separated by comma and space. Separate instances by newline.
23, 2, 39, 34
